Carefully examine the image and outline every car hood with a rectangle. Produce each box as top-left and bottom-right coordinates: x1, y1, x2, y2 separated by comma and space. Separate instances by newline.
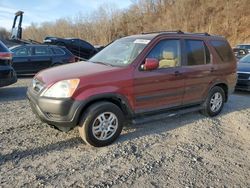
237, 63, 250, 72
35, 61, 122, 85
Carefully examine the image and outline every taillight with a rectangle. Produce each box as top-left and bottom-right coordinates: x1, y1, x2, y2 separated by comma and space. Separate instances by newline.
0, 52, 12, 60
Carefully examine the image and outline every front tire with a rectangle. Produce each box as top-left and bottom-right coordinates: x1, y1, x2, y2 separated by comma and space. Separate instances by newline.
78, 102, 124, 147
201, 86, 225, 117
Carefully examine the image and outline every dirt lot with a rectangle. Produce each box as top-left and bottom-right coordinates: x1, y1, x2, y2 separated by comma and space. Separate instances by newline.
0, 78, 249, 188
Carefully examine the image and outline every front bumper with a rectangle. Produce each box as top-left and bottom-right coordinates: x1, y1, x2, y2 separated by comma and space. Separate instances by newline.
0, 66, 17, 87
27, 87, 83, 131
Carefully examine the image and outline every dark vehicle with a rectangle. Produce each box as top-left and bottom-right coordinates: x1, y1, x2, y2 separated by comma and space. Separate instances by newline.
233, 47, 249, 60
94, 45, 105, 52
10, 44, 76, 75
0, 41, 17, 87
43, 36, 98, 60
236, 44, 250, 53
236, 54, 250, 91
27, 31, 237, 147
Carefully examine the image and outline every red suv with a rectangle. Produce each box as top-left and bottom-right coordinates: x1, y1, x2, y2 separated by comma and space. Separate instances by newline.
27, 31, 237, 147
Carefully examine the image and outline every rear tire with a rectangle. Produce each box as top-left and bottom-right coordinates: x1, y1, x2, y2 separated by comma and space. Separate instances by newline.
201, 86, 225, 117
78, 102, 124, 147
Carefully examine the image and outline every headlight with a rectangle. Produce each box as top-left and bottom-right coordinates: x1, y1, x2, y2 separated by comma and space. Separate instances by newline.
42, 79, 80, 98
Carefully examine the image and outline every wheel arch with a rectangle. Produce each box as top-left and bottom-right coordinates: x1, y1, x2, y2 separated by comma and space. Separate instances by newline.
76, 94, 134, 125
209, 82, 229, 102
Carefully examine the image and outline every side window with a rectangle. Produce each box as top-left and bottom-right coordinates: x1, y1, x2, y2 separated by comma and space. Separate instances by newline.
13, 47, 31, 57
52, 47, 65, 55
147, 39, 181, 69
211, 40, 234, 62
34, 46, 52, 56
185, 40, 210, 66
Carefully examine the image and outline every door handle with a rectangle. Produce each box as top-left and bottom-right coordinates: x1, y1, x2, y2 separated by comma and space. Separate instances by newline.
174, 71, 181, 76
210, 67, 215, 72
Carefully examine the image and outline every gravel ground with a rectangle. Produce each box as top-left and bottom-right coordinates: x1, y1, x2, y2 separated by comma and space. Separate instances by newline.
0, 78, 249, 188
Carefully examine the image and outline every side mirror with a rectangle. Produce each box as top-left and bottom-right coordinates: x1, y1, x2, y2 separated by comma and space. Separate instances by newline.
142, 58, 159, 71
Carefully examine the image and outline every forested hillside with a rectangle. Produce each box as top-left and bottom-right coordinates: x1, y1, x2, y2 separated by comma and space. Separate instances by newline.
7, 0, 250, 45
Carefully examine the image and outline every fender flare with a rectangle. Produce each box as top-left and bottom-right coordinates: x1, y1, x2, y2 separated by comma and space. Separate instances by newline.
76, 93, 134, 120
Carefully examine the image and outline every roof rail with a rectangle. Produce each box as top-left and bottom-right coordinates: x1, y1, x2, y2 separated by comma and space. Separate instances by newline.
142, 31, 213, 36
142, 30, 184, 34
192, 32, 210, 36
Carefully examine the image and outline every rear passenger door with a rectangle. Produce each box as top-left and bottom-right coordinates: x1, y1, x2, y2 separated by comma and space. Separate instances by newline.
31, 46, 53, 73
182, 39, 215, 105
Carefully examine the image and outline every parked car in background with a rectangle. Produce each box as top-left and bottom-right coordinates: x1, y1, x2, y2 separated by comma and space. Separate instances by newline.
43, 36, 98, 60
0, 41, 17, 87
236, 54, 250, 91
233, 47, 249, 60
236, 44, 250, 53
27, 31, 237, 147
9, 44, 76, 75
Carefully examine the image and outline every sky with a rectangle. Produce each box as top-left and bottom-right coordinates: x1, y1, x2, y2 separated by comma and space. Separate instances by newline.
0, 0, 133, 30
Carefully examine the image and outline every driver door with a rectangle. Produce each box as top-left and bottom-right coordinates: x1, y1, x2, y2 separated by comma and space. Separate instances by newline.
133, 39, 185, 114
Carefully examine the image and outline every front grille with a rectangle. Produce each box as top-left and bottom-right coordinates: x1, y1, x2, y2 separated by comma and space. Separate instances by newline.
237, 73, 250, 80
32, 79, 44, 93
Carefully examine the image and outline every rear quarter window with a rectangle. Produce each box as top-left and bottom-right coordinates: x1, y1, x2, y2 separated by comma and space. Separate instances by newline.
211, 40, 234, 62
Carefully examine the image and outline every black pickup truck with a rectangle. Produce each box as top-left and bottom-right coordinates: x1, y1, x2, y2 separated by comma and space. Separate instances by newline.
43, 36, 99, 60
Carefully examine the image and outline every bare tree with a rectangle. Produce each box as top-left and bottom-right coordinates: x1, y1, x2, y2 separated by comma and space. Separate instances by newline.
22, 0, 250, 46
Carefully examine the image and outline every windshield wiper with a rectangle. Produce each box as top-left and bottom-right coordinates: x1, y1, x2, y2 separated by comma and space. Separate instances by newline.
90, 61, 115, 67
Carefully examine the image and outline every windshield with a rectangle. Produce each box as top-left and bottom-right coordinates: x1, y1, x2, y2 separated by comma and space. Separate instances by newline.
89, 38, 150, 67
239, 54, 250, 63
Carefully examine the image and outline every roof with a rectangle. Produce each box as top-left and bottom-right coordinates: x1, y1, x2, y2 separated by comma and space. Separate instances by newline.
9, 44, 61, 49
237, 44, 250, 46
